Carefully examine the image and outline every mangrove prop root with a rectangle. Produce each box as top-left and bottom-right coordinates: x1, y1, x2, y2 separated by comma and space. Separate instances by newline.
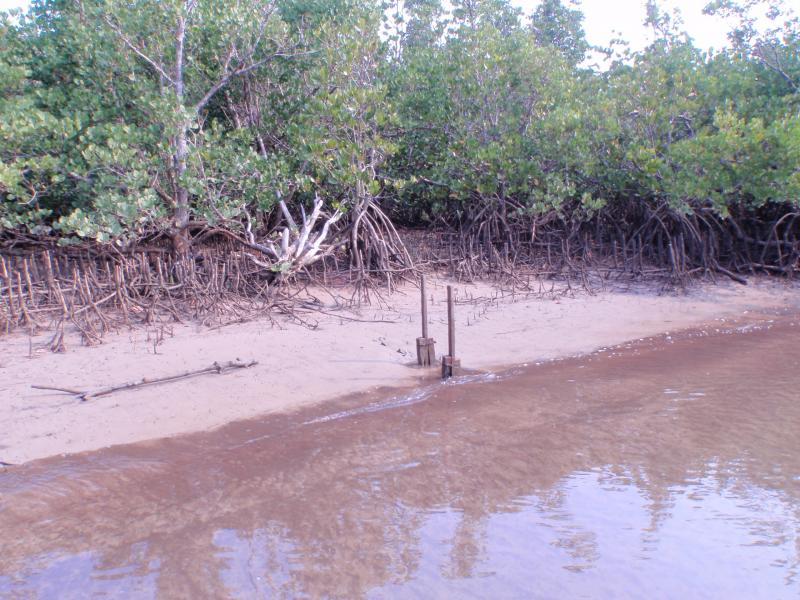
1, 198, 797, 344
402, 198, 797, 287
32, 359, 258, 402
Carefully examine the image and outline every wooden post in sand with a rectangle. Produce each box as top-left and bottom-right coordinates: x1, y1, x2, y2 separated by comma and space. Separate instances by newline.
416, 275, 436, 366
441, 285, 461, 379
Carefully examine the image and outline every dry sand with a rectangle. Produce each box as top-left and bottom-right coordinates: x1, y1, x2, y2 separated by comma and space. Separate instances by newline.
1, 275, 798, 465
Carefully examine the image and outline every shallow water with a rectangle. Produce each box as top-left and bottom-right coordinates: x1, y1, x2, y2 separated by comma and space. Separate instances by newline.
1, 318, 799, 599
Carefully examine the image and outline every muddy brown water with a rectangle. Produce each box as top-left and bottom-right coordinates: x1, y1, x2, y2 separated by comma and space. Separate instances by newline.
1, 318, 799, 599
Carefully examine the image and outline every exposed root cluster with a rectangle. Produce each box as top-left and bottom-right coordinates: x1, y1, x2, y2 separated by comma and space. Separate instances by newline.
2, 200, 797, 350
405, 199, 799, 288
1, 245, 286, 348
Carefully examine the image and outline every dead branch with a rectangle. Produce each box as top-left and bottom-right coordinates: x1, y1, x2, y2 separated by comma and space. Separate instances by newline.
33, 359, 258, 402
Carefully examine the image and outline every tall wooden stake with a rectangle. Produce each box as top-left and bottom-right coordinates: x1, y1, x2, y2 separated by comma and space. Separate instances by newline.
441, 284, 461, 378
416, 275, 436, 366
421, 275, 429, 339
447, 285, 455, 357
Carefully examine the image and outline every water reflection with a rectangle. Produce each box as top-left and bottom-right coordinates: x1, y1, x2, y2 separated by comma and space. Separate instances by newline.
1, 320, 799, 599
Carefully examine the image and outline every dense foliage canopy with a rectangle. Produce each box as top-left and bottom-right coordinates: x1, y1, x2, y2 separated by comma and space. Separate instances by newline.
1, 0, 798, 275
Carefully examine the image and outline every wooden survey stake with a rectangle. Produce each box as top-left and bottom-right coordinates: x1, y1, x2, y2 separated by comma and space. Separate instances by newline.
416, 275, 436, 366
441, 285, 461, 378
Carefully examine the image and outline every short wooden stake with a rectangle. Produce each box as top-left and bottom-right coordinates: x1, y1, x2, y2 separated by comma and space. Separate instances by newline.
416, 275, 436, 366
441, 285, 461, 378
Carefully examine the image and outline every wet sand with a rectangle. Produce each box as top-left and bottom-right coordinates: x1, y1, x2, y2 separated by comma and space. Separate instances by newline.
1, 275, 799, 464
1, 317, 798, 598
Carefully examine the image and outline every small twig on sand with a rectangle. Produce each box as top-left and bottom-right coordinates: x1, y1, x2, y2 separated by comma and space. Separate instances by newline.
296, 300, 398, 323
310, 308, 398, 323
33, 359, 258, 402
714, 265, 748, 286
31, 384, 86, 395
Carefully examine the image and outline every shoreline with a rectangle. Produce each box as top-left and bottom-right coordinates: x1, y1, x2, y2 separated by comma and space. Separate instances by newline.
2, 275, 799, 465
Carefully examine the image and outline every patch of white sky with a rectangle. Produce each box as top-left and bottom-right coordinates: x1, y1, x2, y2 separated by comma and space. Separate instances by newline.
380, 0, 755, 68
515, 0, 752, 68
0, 0, 784, 63
0, 0, 27, 11
519, 0, 738, 55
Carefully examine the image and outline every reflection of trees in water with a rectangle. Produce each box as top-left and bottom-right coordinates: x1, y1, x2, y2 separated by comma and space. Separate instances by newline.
1, 325, 799, 597
444, 512, 486, 580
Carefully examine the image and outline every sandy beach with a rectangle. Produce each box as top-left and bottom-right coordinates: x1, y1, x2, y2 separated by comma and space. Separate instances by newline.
1, 275, 798, 465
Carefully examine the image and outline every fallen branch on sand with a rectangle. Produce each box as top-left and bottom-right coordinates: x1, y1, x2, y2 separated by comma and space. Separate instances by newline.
32, 359, 258, 402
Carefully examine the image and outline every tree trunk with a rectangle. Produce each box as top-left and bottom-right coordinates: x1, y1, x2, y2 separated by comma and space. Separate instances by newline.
172, 12, 191, 257
172, 128, 191, 256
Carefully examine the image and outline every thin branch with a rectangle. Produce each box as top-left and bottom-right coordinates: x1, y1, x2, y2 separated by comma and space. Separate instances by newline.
279, 199, 298, 230
33, 360, 259, 402
193, 57, 273, 113
104, 16, 176, 86
193, 49, 319, 113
